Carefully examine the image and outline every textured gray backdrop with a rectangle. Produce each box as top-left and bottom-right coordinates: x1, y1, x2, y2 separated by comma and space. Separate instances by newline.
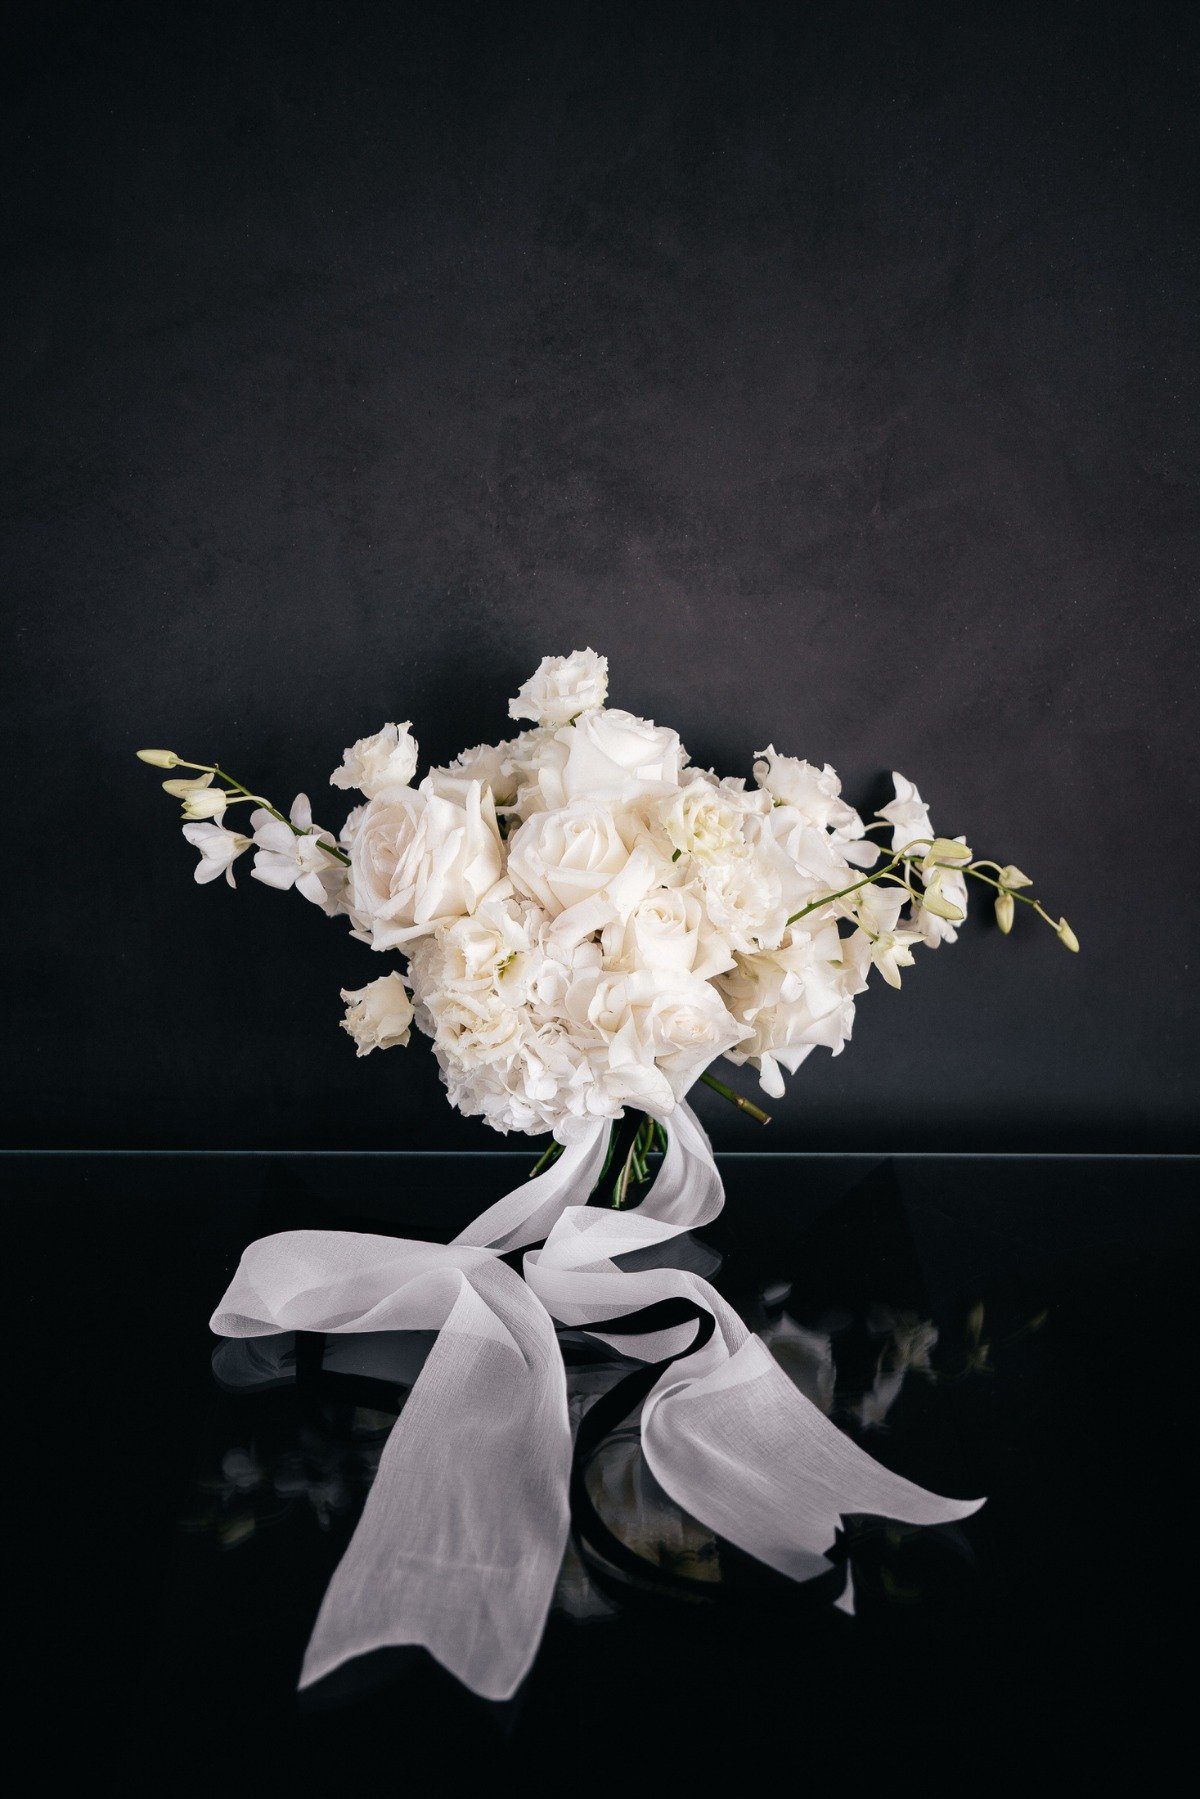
3, 1, 1196, 1149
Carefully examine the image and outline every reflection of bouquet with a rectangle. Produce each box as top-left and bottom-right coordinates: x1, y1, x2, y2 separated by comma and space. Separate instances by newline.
138, 649, 1075, 1169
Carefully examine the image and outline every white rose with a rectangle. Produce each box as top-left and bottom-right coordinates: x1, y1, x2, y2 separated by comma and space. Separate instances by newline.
340, 972, 415, 1056
601, 884, 733, 982
345, 780, 503, 950
637, 976, 749, 1100
330, 723, 418, 798
565, 967, 748, 1104
506, 800, 633, 916
555, 707, 685, 805
508, 649, 609, 726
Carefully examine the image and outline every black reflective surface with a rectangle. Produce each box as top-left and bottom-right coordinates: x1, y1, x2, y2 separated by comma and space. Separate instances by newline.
14, 1152, 1195, 1779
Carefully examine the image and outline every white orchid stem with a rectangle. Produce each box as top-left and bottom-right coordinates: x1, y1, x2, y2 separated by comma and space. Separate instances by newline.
789, 835, 1073, 949
163, 760, 351, 866
787, 838, 932, 925
960, 865, 1064, 928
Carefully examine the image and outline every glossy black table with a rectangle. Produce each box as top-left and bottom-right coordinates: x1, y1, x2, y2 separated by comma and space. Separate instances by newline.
13, 1151, 1194, 1780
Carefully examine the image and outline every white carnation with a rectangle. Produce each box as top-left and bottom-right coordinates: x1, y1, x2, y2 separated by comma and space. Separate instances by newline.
697, 821, 806, 956
659, 777, 746, 864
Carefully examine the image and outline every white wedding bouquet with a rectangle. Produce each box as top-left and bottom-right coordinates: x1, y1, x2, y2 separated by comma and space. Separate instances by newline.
138, 648, 1075, 1188
138, 649, 1077, 1697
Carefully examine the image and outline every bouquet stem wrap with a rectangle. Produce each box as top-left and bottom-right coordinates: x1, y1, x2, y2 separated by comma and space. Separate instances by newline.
211, 1106, 983, 1700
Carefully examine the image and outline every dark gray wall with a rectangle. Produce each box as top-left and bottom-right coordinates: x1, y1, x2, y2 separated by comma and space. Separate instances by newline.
3, 1, 1197, 1150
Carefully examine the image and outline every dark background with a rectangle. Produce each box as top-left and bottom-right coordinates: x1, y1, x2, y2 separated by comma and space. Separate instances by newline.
3, 0, 1197, 1151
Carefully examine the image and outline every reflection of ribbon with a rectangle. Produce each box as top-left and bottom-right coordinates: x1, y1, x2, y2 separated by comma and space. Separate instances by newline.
212, 1104, 983, 1700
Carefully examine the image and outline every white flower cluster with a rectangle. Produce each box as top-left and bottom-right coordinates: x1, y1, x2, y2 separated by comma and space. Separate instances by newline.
170, 651, 981, 1139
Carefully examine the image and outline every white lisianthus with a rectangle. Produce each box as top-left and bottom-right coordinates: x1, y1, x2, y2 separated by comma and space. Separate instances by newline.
509, 649, 609, 726
432, 898, 538, 1002
422, 980, 525, 1069
345, 780, 503, 949
251, 795, 342, 909
182, 820, 252, 886
330, 723, 418, 798
340, 972, 415, 1056
495, 727, 568, 820
506, 800, 633, 916
753, 748, 866, 841
423, 739, 519, 808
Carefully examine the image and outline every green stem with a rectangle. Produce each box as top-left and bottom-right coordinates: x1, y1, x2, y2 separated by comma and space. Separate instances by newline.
785, 838, 937, 926
964, 865, 1058, 924
699, 1069, 772, 1125
527, 1137, 564, 1180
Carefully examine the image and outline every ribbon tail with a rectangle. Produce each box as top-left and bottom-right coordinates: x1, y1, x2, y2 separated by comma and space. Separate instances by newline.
641, 1331, 985, 1584
210, 1232, 572, 1702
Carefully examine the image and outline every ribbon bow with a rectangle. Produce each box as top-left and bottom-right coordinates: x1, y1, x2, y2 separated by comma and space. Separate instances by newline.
212, 1105, 983, 1700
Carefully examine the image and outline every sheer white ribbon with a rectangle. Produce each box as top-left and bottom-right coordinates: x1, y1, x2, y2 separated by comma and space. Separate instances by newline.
212, 1104, 983, 1700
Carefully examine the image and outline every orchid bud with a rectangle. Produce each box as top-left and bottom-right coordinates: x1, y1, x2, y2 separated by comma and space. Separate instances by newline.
921, 837, 971, 870
921, 889, 964, 921
188, 791, 232, 821
1056, 917, 1080, 953
162, 774, 213, 797
181, 789, 228, 820
999, 864, 1032, 889
994, 891, 1014, 935
137, 749, 181, 768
